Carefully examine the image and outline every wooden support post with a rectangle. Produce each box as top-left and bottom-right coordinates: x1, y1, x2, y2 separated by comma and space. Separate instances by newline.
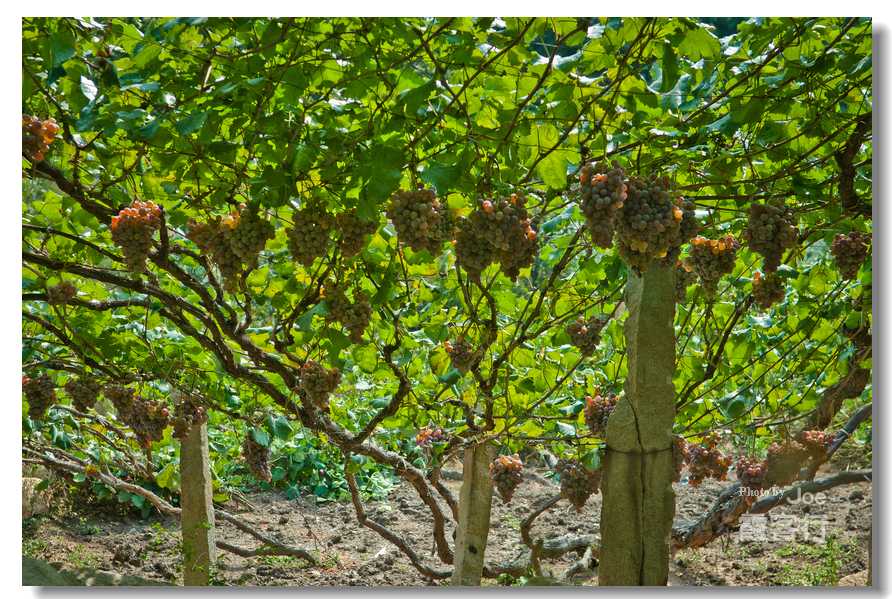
451, 441, 496, 586
599, 262, 677, 586
180, 422, 216, 586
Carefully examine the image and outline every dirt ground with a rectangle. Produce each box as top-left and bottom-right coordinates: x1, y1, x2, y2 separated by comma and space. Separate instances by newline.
23, 463, 871, 587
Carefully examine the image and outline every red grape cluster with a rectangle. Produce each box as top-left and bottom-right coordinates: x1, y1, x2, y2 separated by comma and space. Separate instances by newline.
675, 260, 697, 303
298, 360, 342, 410
583, 391, 617, 437
616, 176, 698, 273
444, 338, 479, 373
23, 374, 56, 420
171, 393, 208, 440
64, 376, 101, 412
567, 315, 608, 356
830, 232, 870, 280
556, 458, 601, 511
752, 271, 786, 310
387, 188, 452, 253
243, 434, 272, 483
415, 426, 447, 447
111, 200, 162, 272
490, 454, 524, 503
103, 384, 170, 447
682, 434, 731, 486
287, 199, 334, 267
336, 210, 377, 257
742, 200, 798, 273
734, 456, 767, 492
797, 430, 835, 460
686, 234, 740, 295
764, 441, 809, 487
455, 193, 538, 281
47, 281, 77, 305
22, 114, 60, 162
578, 161, 628, 248
325, 285, 372, 343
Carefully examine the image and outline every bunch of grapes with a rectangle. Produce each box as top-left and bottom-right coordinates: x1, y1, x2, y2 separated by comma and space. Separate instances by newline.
583, 391, 617, 437
683, 434, 732, 486
22, 114, 60, 162
455, 194, 538, 281
797, 430, 835, 460
23, 374, 56, 420
386, 188, 451, 253
337, 210, 377, 257
47, 281, 77, 305
752, 271, 786, 310
686, 234, 740, 295
111, 200, 162, 272
104, 384, 135, 416
567, 315, 608, 356
734, 456, 767, 492
326, 285, 372, 343
287, 200, 334, 267
764, 441, 809, 487
242, 434, 272, 483
556, 459, 601, 511
415, 426, 447, 447
64, 376, 101, 412
578, 161, 627, 247
672, 436, 687, 482
227, 204, 274, 266
489, 454, 524, 503
675, 260, 697, 303
444, 338, 479, 373
298, 360, 341, 410
188, 217, 243, 290
742, 200, 798, 273
616, 176, 697, 273
171, 393, 208, 440
103, 384, 169, 447
830, 232, 870, 280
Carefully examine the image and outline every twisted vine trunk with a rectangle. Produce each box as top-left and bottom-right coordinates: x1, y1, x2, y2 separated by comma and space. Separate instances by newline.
599, 262, 676, 586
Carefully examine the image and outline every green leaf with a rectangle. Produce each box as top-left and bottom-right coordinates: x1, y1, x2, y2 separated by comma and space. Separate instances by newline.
80, 76, 98, 102
175, 111, 208, 135
251, 427, 271, 448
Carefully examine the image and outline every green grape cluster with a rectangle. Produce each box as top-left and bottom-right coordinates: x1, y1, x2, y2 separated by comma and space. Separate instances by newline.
687, 234, 740, 295
489, 454, 524, 503
742, 200, 798, 273
455, 193, 538, 281
47, 281, 77, 305
797, 430, 835, 460
287, 200, 334, 267
556, 459, 601, 511
734, 456, 767, 492
444, 338, 478, 373
23, 374, 56, 420
583, 391, 617, 437
675, 260, 697, 303
188, 205, 273, 291
616, 176, 697, 273
337, 210, 377, 257
326, 285, 372, 343
830, 232, 870, 280
22, 114, 60, 162
171, 393, 208, 440
228, 205, 274, 265
415, 426, 447, 447
298, 360, 341, 410
682, 433, 731, 486
111, 200, 162, 272
386, 188, 451, 253
242, 434, 272, 483
752, 271, 785, 311
567, 315, 608, 356
578, 161, 627, 248
764, 441, 809, 487
103, 384, 169, 447
64, 377, 101, 412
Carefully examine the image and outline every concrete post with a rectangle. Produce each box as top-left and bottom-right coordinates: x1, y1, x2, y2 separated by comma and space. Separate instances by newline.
451, 441, 497, 586
180, 422, 216, 586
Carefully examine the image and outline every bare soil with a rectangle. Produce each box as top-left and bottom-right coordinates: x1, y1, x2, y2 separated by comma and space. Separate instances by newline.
23, 464, 871, 587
